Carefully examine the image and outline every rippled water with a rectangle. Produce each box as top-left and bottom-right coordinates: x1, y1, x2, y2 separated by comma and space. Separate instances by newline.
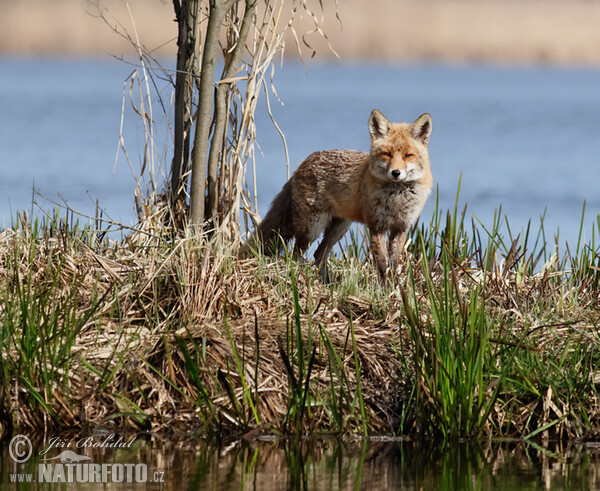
1, 58, 599, 246
3, 435, 600, 489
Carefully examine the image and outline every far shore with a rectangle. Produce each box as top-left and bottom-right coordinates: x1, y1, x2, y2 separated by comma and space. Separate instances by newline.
2, 0, 600, 65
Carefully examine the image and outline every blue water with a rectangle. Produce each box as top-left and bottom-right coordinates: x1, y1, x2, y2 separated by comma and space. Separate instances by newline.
0, 58, 134, 225
1, 57, 600, 247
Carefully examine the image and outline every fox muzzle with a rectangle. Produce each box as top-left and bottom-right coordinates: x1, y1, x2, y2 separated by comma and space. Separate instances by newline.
389, 169, 407, 181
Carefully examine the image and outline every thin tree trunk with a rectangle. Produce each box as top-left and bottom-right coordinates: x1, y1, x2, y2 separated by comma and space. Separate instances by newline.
206, 0, 257, 221
189, 0, 239, 227
171, 0, 199, 210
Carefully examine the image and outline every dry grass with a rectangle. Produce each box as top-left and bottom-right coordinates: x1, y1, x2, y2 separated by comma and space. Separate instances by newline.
2, 0, 600, 64
0, 208, 404, 437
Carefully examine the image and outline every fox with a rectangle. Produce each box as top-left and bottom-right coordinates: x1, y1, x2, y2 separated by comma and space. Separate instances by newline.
240, 109, 433, 281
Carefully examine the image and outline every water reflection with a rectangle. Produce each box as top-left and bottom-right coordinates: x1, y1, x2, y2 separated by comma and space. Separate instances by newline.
2, 434, 600, 489
198, 438, 600, 490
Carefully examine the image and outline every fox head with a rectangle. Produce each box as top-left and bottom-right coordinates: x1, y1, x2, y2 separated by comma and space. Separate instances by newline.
367, 110, 432, 183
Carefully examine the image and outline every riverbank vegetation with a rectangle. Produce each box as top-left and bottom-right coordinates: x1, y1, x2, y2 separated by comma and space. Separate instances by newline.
1, 195, 599, 442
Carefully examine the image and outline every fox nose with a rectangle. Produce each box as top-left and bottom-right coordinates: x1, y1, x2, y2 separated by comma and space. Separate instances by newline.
391, 170, 401, 179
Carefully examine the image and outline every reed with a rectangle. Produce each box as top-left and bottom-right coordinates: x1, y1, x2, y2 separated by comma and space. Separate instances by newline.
400, 214, 507, 440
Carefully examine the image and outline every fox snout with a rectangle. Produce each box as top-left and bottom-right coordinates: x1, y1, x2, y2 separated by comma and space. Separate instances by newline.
390, 168, 406, 181
372, 160, 412, 182
388, 162, 424, 182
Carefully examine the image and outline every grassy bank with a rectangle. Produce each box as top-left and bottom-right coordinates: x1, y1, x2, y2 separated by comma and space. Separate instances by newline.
1, 196, 599, 442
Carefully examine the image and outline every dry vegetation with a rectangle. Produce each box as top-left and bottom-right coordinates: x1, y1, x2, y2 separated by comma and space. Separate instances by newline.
1, 199, 599, 442
2, 0, 600, 64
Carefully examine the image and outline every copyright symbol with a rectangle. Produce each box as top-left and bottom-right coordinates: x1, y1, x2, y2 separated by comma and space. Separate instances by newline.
9, 434, 32, 463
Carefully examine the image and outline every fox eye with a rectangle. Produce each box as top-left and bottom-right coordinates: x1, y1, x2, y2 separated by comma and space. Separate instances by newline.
382, 151, 392, 159
405, 152, 415, 159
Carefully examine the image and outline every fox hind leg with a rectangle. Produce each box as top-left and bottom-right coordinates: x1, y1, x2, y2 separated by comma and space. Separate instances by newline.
290, 212, 328, 259
314, 217, 351, 282
293, 234, 310, 259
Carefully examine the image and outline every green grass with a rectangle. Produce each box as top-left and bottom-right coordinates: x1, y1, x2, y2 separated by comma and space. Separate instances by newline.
0, 211, 111, 429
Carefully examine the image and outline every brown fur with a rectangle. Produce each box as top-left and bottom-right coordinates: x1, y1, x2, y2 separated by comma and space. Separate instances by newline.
240, 110, 433, 281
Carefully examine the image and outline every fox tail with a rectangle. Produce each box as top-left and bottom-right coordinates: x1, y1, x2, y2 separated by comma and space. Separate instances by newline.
238, 180, 294, 257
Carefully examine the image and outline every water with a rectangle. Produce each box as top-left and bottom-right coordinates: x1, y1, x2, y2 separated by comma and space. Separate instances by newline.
0, 57, 135, 226
3, 435, 600, 489
1, 57, 600, 243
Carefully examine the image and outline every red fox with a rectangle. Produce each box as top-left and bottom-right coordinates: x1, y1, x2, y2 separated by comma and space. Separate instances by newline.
241, 110, 433, 280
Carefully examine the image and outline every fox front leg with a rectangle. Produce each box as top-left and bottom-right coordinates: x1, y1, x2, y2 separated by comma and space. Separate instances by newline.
388, 230, 407, 275
369, 230, 389, 278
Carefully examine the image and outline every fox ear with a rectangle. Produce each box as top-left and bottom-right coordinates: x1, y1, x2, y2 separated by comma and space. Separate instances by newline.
410, 113, 432, 144
369, 110, 390, 141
